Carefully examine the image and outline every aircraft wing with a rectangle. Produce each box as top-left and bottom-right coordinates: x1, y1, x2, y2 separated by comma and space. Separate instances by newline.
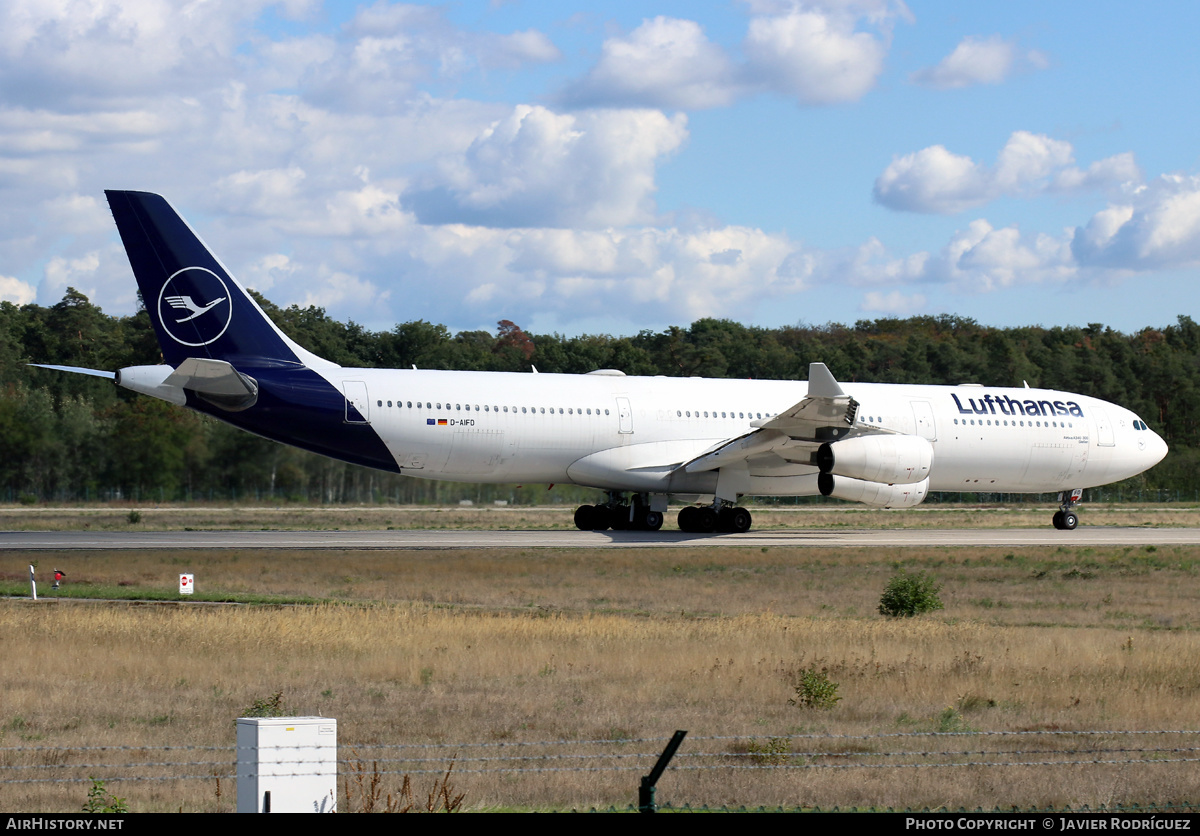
682, 362, 863, 474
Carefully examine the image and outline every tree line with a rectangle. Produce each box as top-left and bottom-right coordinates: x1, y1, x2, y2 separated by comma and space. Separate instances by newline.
1, 287, 1195, 504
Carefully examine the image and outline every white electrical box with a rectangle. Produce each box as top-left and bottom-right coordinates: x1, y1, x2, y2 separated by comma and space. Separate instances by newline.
236, 716, 337, 813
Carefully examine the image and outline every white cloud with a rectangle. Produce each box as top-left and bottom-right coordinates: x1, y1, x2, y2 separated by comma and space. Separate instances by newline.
873, 144, 990, 215
0, 0, 265, 107
562, 4, 903, 110
875, 132, 1141, 214
41, 193, 108, 235
561, 17, 737, 110
215, 167, 308, 217
297, 4, 559, 113
1052, 152, 1143, 195
912, 35, 1045, 89
299, 270, 390, 312
407, 105, 688, 229
1072, 174, 1200, 270
860, 290, 927, 316
0, 0, 1189, 338
38, 245, 141, 313
42, 252, 102, 303
992, 131, 1073, 191
480, 29, 562, 70
239, 253, 297, 295
743, 8, 888, 105
0, 275, 36, 305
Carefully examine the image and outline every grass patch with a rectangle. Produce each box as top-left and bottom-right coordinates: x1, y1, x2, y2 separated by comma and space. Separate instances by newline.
6, 541, 1200, 811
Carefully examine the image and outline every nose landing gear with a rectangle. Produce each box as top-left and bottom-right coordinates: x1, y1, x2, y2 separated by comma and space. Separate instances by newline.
1052, 489, 1083, 530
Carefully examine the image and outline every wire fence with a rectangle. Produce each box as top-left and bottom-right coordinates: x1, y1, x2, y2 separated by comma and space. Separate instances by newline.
3, 485, 1197, 507
6, 729, 1200, 812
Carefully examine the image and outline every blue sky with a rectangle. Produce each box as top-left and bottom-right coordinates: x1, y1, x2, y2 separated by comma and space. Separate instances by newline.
2, 0, 1198, 340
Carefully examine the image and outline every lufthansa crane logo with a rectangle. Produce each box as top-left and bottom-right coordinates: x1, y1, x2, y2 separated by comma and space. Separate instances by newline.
157, 267, 233, 346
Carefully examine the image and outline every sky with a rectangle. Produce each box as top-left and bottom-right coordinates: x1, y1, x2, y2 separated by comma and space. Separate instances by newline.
2, 0, 1199, 339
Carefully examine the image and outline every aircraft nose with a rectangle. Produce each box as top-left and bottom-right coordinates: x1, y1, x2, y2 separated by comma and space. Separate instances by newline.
1141, 428, 1168, 469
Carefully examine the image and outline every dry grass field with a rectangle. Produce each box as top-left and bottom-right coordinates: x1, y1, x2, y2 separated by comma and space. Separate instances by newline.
4, 539, 1200, 812
0, 501, 1197, 531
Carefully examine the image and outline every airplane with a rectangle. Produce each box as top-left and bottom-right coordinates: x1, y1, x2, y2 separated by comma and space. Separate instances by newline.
33, 191, 1168, 534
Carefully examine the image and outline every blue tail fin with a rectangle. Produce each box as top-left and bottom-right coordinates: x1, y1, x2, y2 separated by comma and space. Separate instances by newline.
106, 191, 321, 370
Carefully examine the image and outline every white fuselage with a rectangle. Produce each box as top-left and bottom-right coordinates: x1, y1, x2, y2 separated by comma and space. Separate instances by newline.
314, 367, 1167, 499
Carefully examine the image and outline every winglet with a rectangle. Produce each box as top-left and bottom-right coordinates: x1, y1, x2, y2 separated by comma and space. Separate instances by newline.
807, 362, 845, 399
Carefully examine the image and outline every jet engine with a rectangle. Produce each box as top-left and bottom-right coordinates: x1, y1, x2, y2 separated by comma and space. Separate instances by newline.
817, 473, 930, 508
815, 434, 933, 485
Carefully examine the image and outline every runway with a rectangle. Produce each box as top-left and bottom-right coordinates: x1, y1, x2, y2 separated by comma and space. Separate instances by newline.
4, 527, 1200, 550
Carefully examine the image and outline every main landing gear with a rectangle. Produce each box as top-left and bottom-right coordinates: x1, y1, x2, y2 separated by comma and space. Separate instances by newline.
1052, 488, 1083, 531
574, 494, 664, 531
678, 503, 752, 534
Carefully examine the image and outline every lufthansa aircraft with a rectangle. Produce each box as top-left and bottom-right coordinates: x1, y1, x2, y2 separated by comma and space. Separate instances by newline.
35, 192, 1167, 534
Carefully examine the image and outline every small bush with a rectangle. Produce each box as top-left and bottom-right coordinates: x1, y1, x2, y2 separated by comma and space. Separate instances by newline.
788, 666, 841, 710
878, 569, 943, 617
935, 707, 973, 733
82, 778, 128, 814
127, 510, 141, 524
240, 691, 286, 719
746, 737, 791, 765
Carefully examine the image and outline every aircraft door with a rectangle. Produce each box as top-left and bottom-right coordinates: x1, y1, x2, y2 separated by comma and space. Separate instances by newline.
616, 397, 633, 434
343, 381, 370, 424
1093, 405, 1115, 447
911, 400, 937, 441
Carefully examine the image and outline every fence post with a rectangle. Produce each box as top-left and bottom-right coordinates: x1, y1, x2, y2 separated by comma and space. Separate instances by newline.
639, 730, 687, 813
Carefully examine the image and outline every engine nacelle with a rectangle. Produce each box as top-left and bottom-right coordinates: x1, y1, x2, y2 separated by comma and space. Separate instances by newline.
818, 473, 929, 508
815, 434, 933, 485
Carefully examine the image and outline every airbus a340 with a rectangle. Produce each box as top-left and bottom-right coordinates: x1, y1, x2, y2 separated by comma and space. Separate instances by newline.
34, 192, 1168, 533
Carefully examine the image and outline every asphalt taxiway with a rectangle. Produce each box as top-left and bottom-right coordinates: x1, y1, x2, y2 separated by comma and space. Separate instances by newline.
3, 527, 1200, 550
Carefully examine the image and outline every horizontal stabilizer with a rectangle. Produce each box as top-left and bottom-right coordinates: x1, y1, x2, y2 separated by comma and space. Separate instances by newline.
164, 358, 258, 411
27, 363, 116, 380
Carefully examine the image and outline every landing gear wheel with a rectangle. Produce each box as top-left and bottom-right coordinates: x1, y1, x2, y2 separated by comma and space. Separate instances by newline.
1062, 512, 1078, 530
642, 510, 664, 531
678, 506, 698, 532
590, 505, 611, 531
1052, 511, 1064, 530
729, 506, 752, 533
679, 506, 719, 533
574, 505, 594, 531
609, 507, 629, 530
715, 506, 753, 533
